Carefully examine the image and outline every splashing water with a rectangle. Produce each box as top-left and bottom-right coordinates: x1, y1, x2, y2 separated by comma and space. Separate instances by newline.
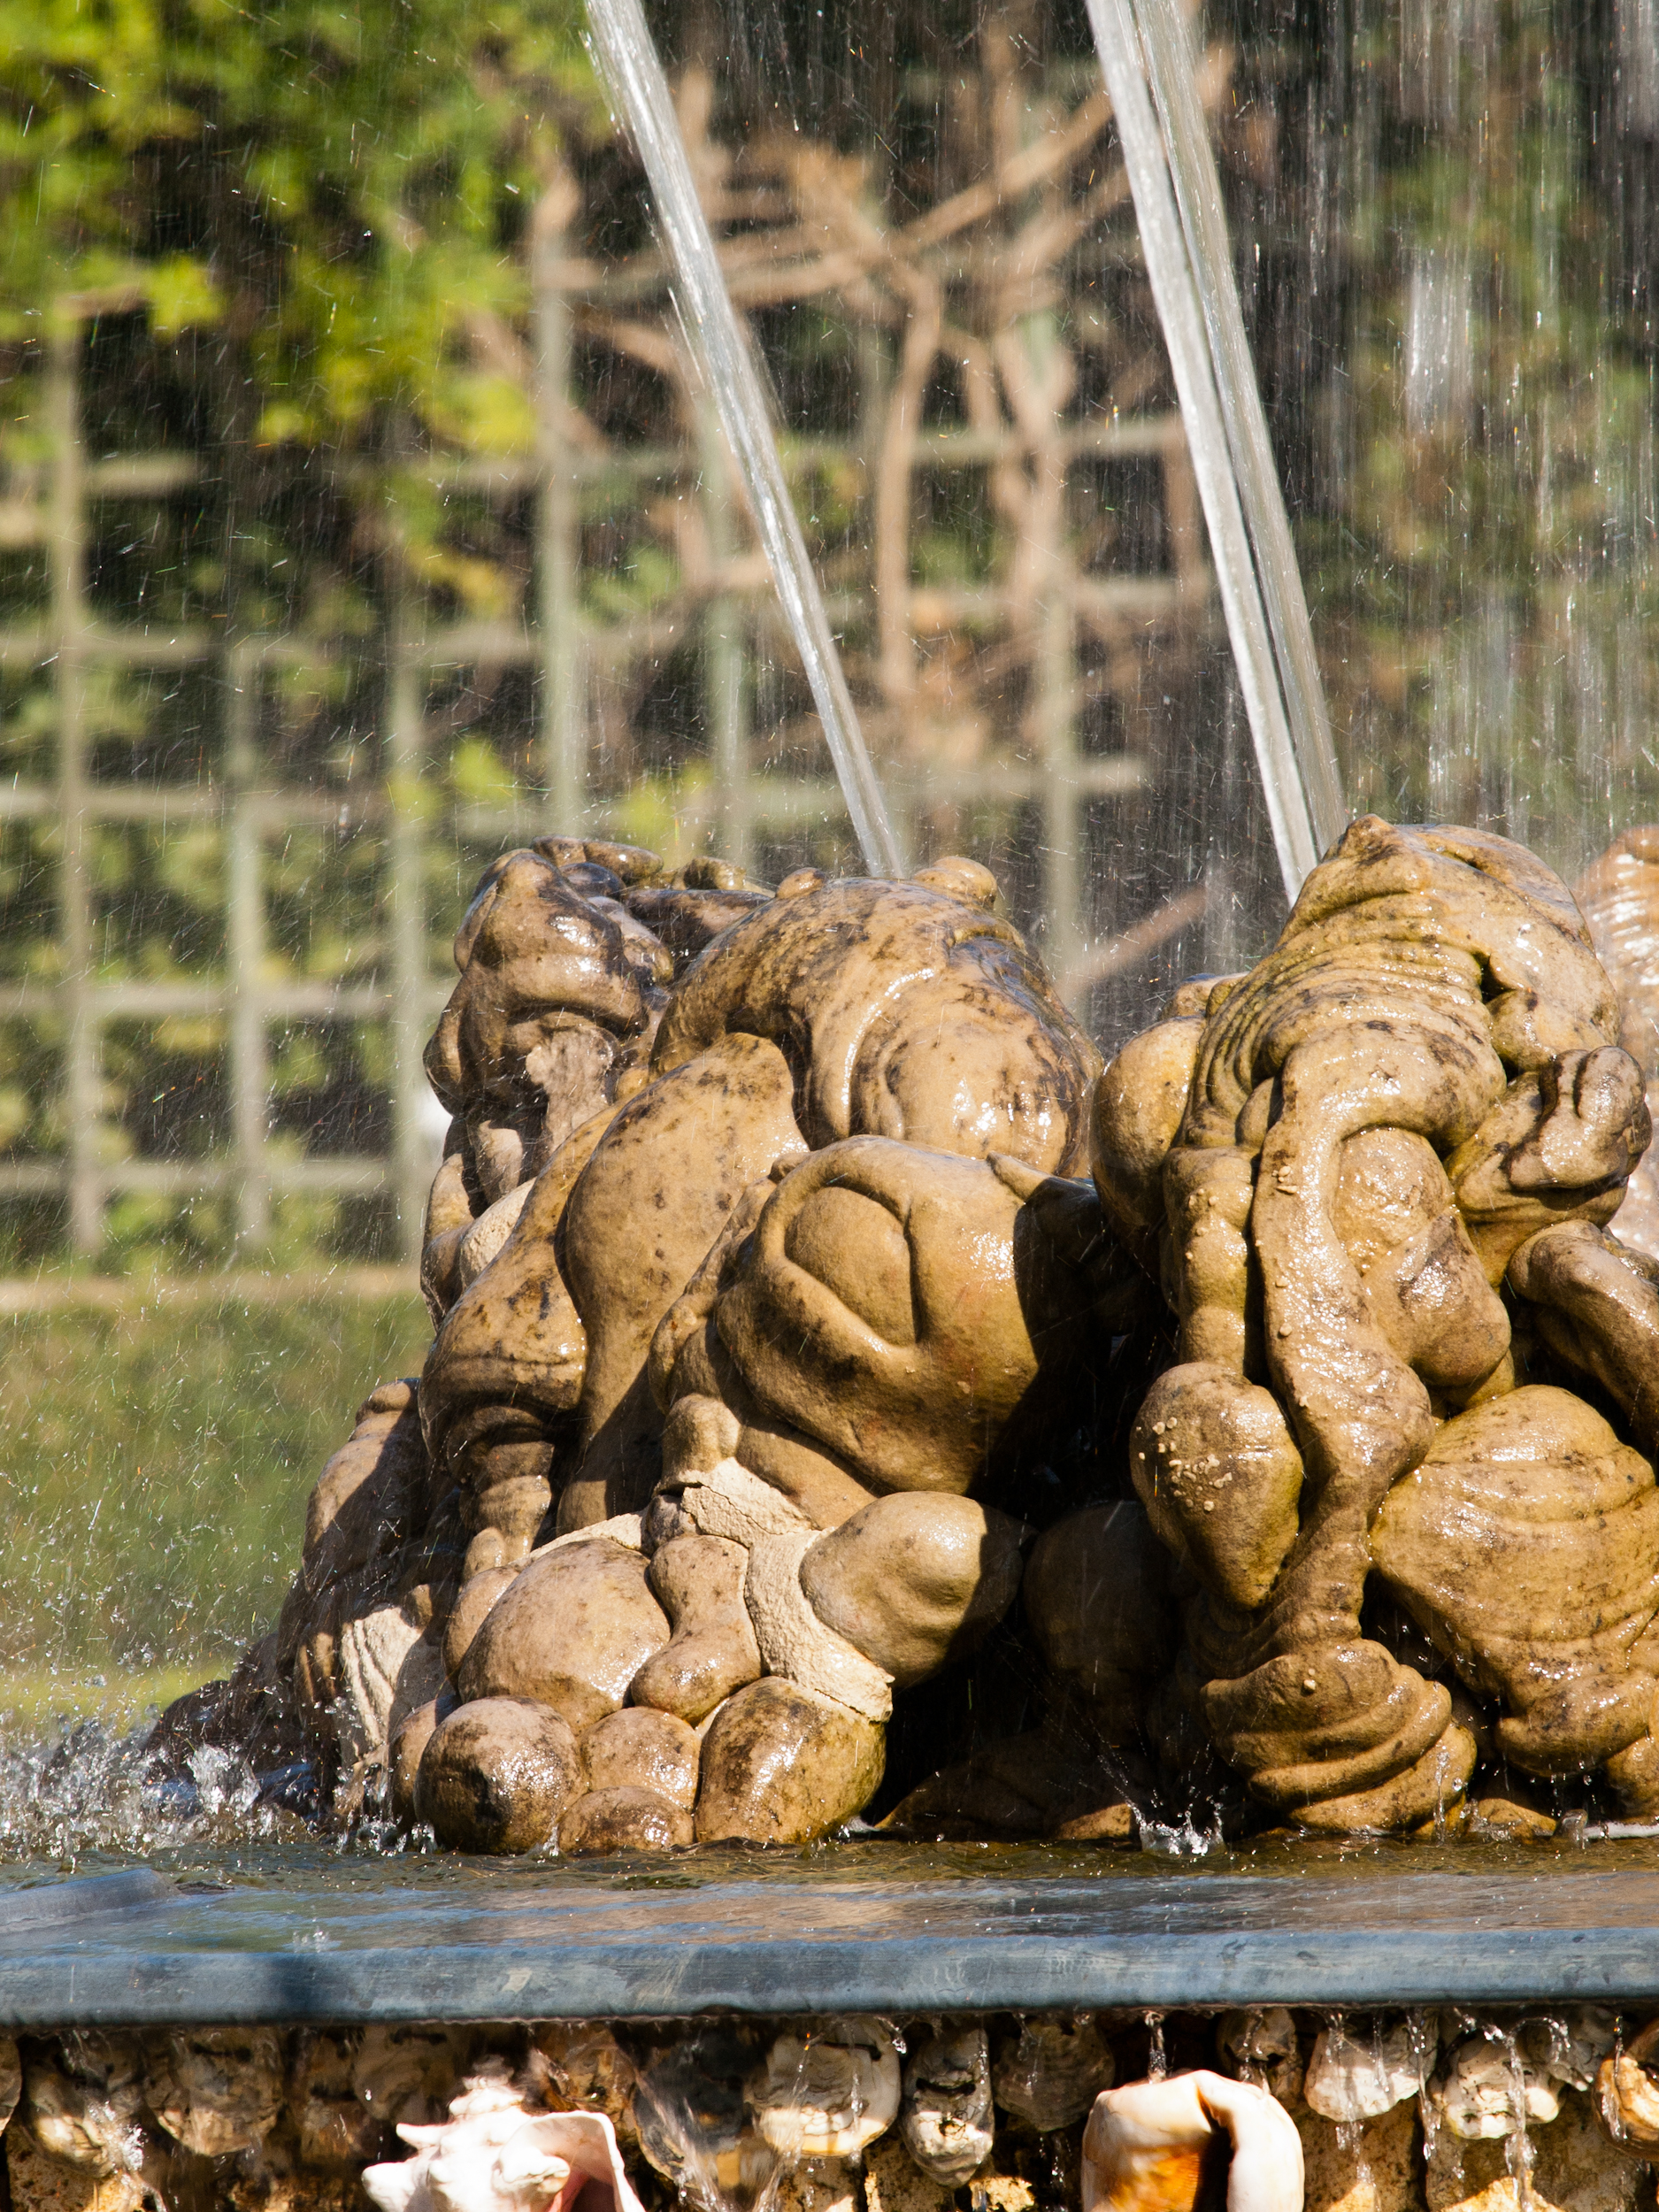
1136, 1809, 1222, 1857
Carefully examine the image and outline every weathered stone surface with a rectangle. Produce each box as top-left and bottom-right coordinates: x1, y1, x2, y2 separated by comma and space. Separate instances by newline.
414, 1696, 580, 1853
1024, 1501, 1176, 1739
292, 2032, 390, 2170
388, 1701, 434, 1824
1298, 2100, 1423, 2212
1576, 827, 1659, 1261
864, 2135, 958, 2212
1430, 2088, 1648, 2212
629, 1533, 761, 1724
1094, 818, 1658, 1833
557, 1785, 695, 1854
580, 1705, 700, 1805
457, 1538, 667, 1730
440, 1564, 518, 1680
558, 1030, 805, 1527
5, 2131, 148, 2212
695, 1678, 885, 1844
1372, 1388, 1659, 1778
799, 1492, 1025, 1686
19, 2038, 147, 2177
711, 1141, 1048, 1498
203, 815, 1659, 1850
654, 873, 1100, 1172
524, 2024, 638, 2150
351, 2028, 457, 2126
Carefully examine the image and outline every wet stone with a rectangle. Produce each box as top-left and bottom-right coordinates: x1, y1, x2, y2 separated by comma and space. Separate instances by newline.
1299, 2101, 1425, 2212
414, 1695, 581, 1853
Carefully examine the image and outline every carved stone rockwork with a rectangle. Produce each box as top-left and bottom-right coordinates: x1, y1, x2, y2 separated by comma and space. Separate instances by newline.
157, 817, 1659, 1847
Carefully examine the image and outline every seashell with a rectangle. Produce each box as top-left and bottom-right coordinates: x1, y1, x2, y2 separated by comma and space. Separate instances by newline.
21, 2034, 149, 2176
750, 2017, 902, 2158
363, 2060, 646, 2212
634, 2029, 772, 2197
1596, 2016, 1659, 2153
294, 2031, 391, 2170
142, 2026, 285, 2159
526, 2025, 638, 2150
900, 2025, 994, 2185
992, 2019, 1115, 2135
1429, 2037, 1558, 2143
1520, 2009, 1618, 2094
354, 2027, 462, 2125
2, 2033, 19, 2131
1083, 2070, 1303, 2212
1302, 2016, 1432, 2122
1216, 2012, 1302, 2105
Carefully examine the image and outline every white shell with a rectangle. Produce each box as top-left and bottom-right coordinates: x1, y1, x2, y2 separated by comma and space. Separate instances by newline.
21, 2036, 148, 2177
363, 2061, 646, 2212
901, 2026, 995, 2185
751, 2018, 902, 2157
1429, 2039, 1559, 2143
1083, 2070, 1304, 2212
1303, 2018, 1432, 2123
1519, 2009, 1618, 2093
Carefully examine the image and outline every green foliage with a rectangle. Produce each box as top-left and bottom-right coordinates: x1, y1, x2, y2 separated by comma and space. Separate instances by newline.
0, 0, 597, 453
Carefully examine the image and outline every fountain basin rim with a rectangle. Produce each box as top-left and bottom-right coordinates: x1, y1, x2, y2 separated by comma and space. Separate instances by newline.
3, 1860, 1659, 2025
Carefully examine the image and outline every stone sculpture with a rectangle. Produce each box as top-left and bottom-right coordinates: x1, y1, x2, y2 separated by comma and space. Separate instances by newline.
165, 813, 1659, 1846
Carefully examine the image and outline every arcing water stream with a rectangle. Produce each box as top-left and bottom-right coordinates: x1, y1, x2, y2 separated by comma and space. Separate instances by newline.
582, 0, 1344, 900
582, 0, 908, 879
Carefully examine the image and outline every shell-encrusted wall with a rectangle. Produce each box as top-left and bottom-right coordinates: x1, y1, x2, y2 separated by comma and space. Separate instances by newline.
2, 2008, 1655, 2212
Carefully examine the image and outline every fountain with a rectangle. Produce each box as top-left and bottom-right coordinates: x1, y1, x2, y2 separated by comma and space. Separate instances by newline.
2, 806, 1655, 2212
10, 6, 1659, 2212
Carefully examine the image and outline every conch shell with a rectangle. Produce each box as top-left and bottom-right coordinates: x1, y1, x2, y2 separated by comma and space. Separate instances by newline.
363, 2062, 646, 2212
1082, 2070, 1303, 2212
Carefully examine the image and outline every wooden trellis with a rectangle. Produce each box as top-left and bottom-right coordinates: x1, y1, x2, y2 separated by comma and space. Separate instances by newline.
0, 65, 1215, 1266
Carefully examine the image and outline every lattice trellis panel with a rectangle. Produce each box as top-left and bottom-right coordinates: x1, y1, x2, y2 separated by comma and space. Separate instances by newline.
0, 55, 1218, 1266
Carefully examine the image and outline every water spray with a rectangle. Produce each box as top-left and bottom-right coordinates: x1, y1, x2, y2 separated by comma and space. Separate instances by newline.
1084, 0, 1348, 899
581, 0, 907, 879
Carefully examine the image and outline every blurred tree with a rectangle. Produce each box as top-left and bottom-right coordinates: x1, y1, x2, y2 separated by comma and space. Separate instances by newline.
0, 0, 596, 456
